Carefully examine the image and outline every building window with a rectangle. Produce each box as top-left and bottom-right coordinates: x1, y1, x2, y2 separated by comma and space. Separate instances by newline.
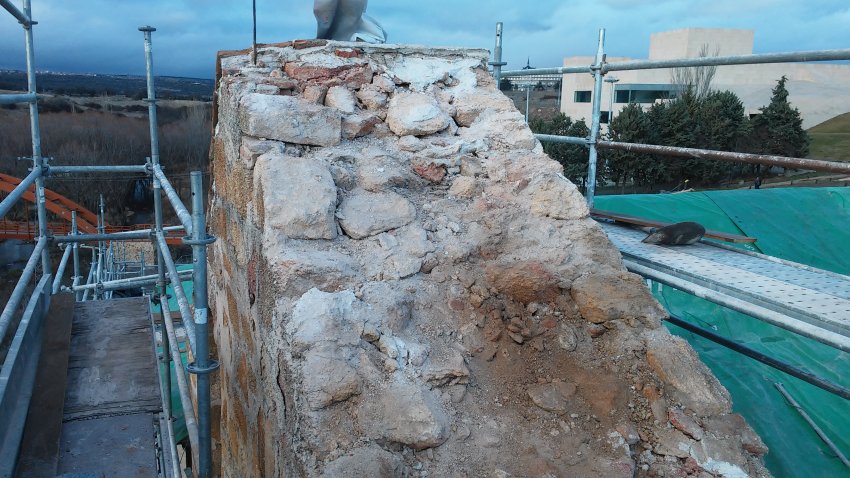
574, 91, 591, 103
614, 84, 680, 103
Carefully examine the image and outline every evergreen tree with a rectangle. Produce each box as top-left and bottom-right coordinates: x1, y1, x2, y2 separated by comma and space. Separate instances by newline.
751, 76, 810, 157
606, 103, 667, 189
529, 114, 599, 190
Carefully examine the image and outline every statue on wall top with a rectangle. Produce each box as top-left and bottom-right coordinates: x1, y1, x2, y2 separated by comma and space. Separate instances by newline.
313, 0, 387, 43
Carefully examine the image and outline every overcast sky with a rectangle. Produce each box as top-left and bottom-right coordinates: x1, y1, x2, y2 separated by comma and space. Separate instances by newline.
1, 0, 849, 79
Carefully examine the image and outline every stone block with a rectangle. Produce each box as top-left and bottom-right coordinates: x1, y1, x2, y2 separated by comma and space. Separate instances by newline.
239, 93, 342, 147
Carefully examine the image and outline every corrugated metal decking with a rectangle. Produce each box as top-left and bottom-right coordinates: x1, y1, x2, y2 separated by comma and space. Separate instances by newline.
599, 222, 850, 345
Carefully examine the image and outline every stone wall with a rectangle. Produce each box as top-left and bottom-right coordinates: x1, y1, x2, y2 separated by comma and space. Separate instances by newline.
208, 40, 770, 477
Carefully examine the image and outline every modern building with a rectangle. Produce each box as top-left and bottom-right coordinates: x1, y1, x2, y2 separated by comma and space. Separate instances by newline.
560, 28, 850, 129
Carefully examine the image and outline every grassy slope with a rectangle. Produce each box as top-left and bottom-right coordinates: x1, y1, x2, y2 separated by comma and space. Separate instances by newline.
808, 112, 850, 161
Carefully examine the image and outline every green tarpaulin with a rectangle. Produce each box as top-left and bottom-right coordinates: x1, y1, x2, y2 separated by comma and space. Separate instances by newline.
596, 187, 850, 478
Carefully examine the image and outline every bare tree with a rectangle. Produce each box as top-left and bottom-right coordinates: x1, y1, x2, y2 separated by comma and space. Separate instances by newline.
670, 44, 719, 99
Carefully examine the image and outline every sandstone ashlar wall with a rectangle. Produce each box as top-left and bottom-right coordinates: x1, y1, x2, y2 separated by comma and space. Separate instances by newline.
208, 40, 770, 478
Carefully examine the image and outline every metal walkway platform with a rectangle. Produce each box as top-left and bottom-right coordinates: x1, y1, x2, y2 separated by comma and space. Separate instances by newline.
599, 222, 850, 353
56, 297, 162, 477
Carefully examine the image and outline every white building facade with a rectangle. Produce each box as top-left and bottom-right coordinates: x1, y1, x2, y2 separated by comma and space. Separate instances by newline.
560, 28, 850, 129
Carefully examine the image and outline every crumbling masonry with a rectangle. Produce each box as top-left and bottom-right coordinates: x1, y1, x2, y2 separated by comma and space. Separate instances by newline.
208, 40, 770, 477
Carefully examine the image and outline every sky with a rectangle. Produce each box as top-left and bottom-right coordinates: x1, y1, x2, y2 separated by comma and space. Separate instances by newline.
1, 0, 849, 79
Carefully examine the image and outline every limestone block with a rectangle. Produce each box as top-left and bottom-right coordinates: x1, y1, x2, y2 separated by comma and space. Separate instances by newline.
448, 176, 478, 198
325, 85, 357, 114
527, 173, 590, 220
645, 329, 733, 417
570, 269, 666, 325
286, 289, 363, 352
453, 90, 516, 127
321, 445, 405, 477
361, 383, 449, 450
255, 153, 338, 240
239, 93, 342, 147
459, 109, 537, 151
386, 92, 453, 136
355, 153, 412, 192
336, 189, 416, 239
303, 345, 361, 410
355, 84, 389, 111
342, 113, 382, 140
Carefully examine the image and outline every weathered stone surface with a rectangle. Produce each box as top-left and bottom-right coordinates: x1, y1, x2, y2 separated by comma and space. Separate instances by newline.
459, 109, 538, 151
412, 162, 447, 183
669, 407, 704, 441
325, 85, 357, 114
570, 269, 667, 325
286, 289, 361, 351
449, 176, 478, 198
254, 153, 338, 239
342, 113, 382, 139
527, 382, 577, 413
355, 153, 413, 192
264, 246, 359, 297
239, 93, 342, 146
321, 446, 405, 478
303, 346, 361, 410
211, 42, 768, 478
386, 91, 453, 136
362, 383, 450, 450
645, 329, 733, 417
453, 90, 516, 127
336, 189, 416, 239
655, 429, 694, 459
424, 349, 470, 386
485, 261, 563, 304
239, 136, 284, 169
527, 173, 590, 220
356, 84, 389, 111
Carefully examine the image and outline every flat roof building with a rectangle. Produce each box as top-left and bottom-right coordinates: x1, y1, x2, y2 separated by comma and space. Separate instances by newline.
560, 28, 850, 130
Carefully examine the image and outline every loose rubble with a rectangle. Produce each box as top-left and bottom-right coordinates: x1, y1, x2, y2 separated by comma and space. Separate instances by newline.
208, 40, 771, 477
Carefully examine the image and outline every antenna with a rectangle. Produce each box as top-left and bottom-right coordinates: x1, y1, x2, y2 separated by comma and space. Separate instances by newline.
252, 0, 257, 65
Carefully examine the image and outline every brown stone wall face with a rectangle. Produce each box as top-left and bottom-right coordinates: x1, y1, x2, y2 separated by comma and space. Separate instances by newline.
208, 41, 770, 477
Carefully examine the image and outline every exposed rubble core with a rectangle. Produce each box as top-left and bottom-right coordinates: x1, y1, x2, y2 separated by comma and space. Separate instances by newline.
208, 40, 770, 478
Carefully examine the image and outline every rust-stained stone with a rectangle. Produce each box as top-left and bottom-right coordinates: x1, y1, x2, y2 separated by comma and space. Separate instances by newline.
485, 261, 563, 304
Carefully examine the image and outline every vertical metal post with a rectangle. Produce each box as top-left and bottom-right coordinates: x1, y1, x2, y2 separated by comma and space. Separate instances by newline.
190, 171, 215, 478
252, 0, 258, 65
525, 86, 531, 122
22, 0, 49, 275
95, 195, 105, 299
490, 22, 506, 87
72, 211, 81, 301
140, 27, 168, 307
586, 28, 606, 208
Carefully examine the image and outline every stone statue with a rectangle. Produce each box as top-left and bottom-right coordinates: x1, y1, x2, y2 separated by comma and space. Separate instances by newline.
313, 0, 387, 43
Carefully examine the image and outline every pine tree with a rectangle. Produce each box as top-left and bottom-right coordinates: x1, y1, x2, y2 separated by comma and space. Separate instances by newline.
751, 76, 810, 158
529, 114, 600, 190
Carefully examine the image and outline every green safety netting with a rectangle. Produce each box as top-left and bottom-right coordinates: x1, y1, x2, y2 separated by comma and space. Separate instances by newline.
152, 263, 195, 444
596, 187, 850, 478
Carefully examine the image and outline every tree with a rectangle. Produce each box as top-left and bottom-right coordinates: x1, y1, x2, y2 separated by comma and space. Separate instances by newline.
606, 103, 669, 190
529, 114, 599, 190
670, 44, 719, 99
499, 78, 513, 91
750, 76, 810, 158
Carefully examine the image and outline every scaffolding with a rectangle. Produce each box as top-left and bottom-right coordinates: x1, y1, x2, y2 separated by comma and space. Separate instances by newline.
493, 25, 850, 208
0, 2, 216, 477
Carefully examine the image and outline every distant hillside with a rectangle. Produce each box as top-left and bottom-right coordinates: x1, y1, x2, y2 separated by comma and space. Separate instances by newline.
808, 112, 850, 161
0, 69, 213, 101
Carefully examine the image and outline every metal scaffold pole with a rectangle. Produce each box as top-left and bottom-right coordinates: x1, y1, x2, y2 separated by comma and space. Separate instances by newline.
21, 0, 50, 275
586, 28, 606, 208
489, 22, 506, 87
188, 171, 217, 478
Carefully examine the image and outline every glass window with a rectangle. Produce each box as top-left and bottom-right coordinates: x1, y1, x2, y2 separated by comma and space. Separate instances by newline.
574, 91, 592, 103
